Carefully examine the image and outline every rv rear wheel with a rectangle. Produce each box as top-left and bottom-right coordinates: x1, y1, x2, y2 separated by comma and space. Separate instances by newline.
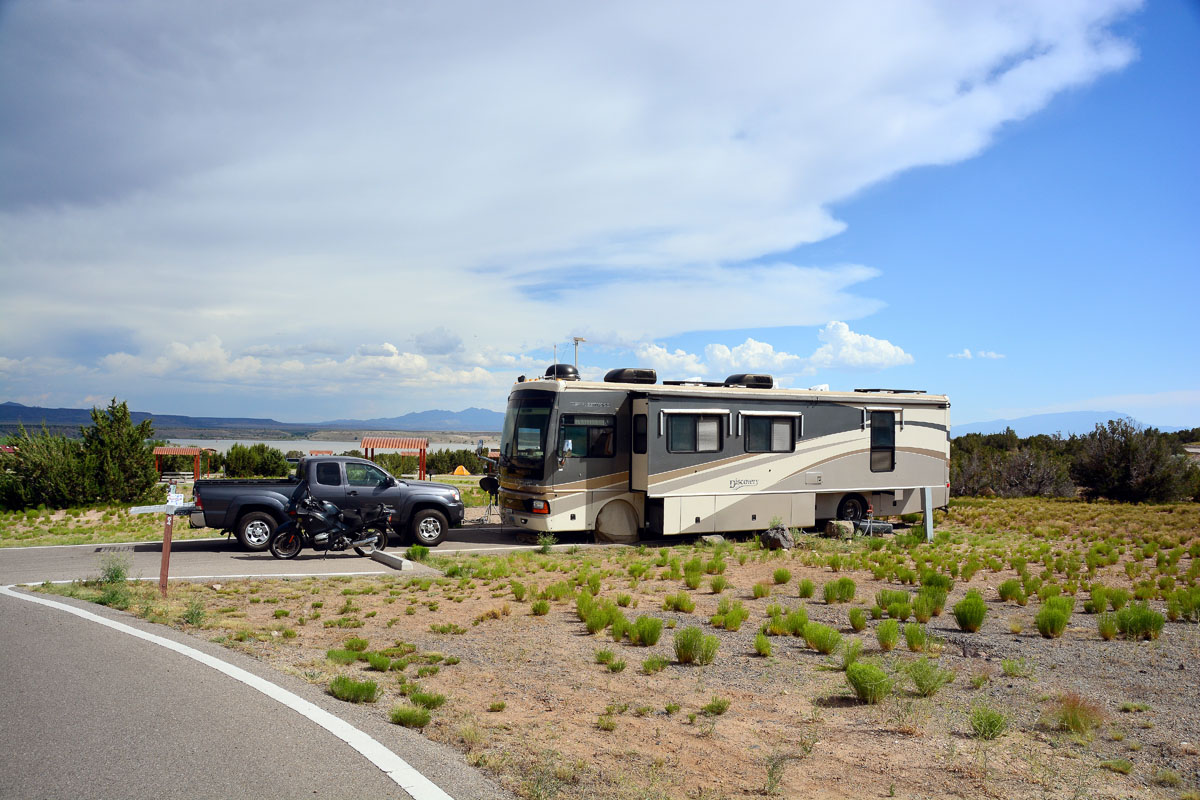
836, 494, 868, 523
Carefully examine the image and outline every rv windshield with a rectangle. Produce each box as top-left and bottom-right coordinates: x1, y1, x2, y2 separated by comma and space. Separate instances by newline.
500, 392, 555, 465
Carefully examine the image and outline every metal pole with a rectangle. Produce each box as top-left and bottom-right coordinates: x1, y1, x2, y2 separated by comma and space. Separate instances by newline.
573, 336, 586, 369
922, 486, 934, 543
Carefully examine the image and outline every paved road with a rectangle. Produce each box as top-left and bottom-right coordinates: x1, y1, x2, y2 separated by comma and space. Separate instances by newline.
0, 523, 586, 586
0, 587, 511, 800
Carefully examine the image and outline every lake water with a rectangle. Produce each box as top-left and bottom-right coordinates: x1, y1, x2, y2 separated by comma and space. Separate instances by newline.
166, 437, 498, 454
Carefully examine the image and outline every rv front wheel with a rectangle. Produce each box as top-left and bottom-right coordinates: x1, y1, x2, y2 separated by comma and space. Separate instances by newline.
836, 494, 868, 523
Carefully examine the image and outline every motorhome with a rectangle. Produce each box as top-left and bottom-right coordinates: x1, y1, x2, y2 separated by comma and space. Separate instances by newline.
498, 365, 950, 542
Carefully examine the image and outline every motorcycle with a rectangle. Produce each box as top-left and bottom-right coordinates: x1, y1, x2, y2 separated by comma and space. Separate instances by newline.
268, 480, 395, 559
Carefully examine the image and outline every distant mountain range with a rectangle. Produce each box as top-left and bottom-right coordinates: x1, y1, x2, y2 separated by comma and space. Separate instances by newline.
952, 411, 1186, 438
0, 401, 505, 436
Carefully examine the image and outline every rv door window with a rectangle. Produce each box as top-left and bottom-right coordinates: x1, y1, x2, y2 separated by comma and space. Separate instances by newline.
560, 415, 615, 458
745, 417, 795, 453
667, 415, 722, 453
870, 410, 896, 472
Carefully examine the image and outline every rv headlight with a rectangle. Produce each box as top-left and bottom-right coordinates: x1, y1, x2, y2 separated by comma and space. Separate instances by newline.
530, 499, 549, 514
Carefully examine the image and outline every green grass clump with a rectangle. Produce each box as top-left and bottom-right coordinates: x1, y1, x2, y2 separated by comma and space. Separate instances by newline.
1115, 603, 1165, 640
773, 568, 792, 585
674, 626, 718, 665
531, 599, 550, 616
1097, 612, 1118, 640
754, 632, 772, 657
1001, 657, 1034, 678
365, 652, 391, 671
702, 696, 730, 715
1035, 604, 1070, 639
839, 638, 863, 671
326, 648, 363, 665
907, 656, 954, 697
916, 586, 947, 616
846, 661, 891, 704
911, 594, 934, 623
663, 592, 696, 613
642, 655, 669, 674
903, 623, 927, 652
876, 619, 899, 651
1106, 587, 1130, 611
1099, 759, 1132, 775
709, 575, 728, 594
797, 578, 815, 599
969, 705, 1008, 739
875, 589, 909, 608
848, 607, 867, 632
405, 544, 430, 561
329, 676, 378, 704
998, 579, 1027, 605
886, 601, 912, 621
409, 689, 446, 710
802, 622, 841, 655
595, 648, 614, 665
630, 615, 663, 645
823, 577, 856, 604
1052, 692, 1104, 736
389, 705, 431, 728
952, 590, 987, 633
753, 582, 771, 599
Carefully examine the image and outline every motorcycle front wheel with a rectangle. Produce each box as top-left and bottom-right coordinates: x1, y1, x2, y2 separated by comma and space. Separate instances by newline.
354, 527, 387, 557
270, 531, 303, 559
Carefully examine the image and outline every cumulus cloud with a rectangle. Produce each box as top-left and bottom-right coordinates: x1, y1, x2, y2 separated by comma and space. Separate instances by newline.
705, 338, 802, 374
949, 348, 1006, 359
634, 343, 705, 376
808, 322, 914, 370
0, 1, 1139, 414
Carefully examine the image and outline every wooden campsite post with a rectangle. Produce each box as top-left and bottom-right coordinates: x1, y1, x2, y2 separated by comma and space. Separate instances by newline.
131, 481, 190, 598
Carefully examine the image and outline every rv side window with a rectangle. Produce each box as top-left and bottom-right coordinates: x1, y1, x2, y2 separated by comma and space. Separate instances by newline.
745, 417, 795, 453
870, 411, 895, 472
667, 415, 722, 453
560, 415, 615, 458
633, 414, 647, 454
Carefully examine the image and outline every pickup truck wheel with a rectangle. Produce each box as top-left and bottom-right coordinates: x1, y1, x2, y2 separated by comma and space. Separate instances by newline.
410, 509, 448, 546
237, 512, 276, 551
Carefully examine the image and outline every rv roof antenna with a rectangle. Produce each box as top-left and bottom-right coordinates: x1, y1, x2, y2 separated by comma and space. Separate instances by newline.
572, 336, 586, 369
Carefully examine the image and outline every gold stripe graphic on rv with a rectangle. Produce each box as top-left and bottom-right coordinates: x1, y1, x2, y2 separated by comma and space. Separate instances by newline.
500, 472, 630, 497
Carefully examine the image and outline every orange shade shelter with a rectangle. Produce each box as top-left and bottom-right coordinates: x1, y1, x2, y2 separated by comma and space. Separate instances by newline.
360, 437, 429, 480
153, 446, 211, 481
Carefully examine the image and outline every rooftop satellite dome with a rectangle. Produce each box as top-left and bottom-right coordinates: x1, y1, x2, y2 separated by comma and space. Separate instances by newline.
545, 363, 580, 381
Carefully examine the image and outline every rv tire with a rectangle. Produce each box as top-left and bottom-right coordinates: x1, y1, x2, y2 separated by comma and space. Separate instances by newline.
836, 494, 869, 523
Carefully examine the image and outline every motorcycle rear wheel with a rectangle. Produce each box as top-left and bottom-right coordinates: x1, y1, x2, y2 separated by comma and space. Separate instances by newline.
270, 531, 303, 559
354, 527, 387, 557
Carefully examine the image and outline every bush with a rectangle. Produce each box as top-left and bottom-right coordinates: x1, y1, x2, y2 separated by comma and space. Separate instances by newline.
1115, 603, 1165, 640
969, 705, 1008, 739
674, 626, 704, 664
848, 608, 867, 632
802, 623, 842, 655
1097, 612, 1118, 640
753, 583, 771, 599
908, 656, 954, 697
329, 676, 378, 703
839, 638, 863, 670
846, 662, 891, 704
1071, 418, 1197, 502
405, 545, 430, 562
1052, 692, 1104, 736
390, 704, 432, 728
904, 623, 927, 652
953, 590, 987, 633
630, 615, 663, 646
663, 592, 695, 613
774, 568, 792, 585
642, 655, 669, 674
797, 579, 815, 599
876, 619, 899, 651
911, 594, 934, 623
531, 599, 550, 616
754, 632, 772, 657
225, 442, 290, 478
917, 586, 948, 616
886, 601, 912, 621
998, 579, 1026, 604
823, 577, 856, 604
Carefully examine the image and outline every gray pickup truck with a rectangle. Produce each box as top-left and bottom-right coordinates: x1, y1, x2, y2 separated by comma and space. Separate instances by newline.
192, 455, 465, 551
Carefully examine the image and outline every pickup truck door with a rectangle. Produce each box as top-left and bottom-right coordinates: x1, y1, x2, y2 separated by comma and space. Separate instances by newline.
309, 461, 348, 507
344, 461, 394, 511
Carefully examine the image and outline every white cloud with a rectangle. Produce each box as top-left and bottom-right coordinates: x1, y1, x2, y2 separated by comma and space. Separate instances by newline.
0, 1, 1140, 414
705, 338, 802, 374
809, 322, 914, 370
949, 348, 1006, 359
634, 343, 705, 376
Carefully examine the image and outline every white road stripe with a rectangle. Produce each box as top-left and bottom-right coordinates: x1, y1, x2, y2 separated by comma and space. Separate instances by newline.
0, 584, 454, 800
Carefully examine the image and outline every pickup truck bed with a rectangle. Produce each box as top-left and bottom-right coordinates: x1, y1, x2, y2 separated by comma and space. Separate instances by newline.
192, 455, 465, 551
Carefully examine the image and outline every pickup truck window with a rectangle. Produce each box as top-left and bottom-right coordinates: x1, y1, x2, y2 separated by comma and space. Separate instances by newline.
347, 462, 389, 486
315, 463, 341, 486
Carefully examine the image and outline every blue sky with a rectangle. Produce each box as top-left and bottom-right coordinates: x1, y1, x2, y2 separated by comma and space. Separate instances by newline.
1, 1, 1196, 427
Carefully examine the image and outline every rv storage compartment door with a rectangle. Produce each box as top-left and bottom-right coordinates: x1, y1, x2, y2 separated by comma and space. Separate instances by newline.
790, 493, 816, 528
631, 398, 649, 492
662, 496, 715, 535
715, 493, 790, 532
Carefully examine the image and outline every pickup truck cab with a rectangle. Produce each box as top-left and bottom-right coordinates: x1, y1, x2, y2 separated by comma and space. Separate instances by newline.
192, 455, 465, 551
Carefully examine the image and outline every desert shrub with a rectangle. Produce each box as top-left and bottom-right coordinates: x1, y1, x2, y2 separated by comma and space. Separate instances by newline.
531, 599, 550, 616
1001, 657, 1034, 678
876, 589, 909, 608
920, 570, 954, 592
908, 656, 954, 697
797, 579, 815, 599
911, 594, 934, 623
1097, 612, 1118, 640
802, 622, 842, 655
848, 607, 867, 632
710, 575, 728, 594
674, 626, 707, 664
1052, 693, 1104, 736
846, 661, 891, 704
886, 601, 912, 621
702, 696, 730, 715
1083, 584, 1108, 614
595, 649, 614, 665
389, 705, 431, 728
1035, 605, 1070, 639
969, 705, 1008, 739
642, 655, 669, 674
344, 637, 369, 651
774, 568, 792, 585
405, 544, 430, 562
409, 690, 446, 710
365, 652, 391, 671
998, 579, 1026, 604
917, 586, 948, 616
823, 577, 856, 604
1071, 418, 1196, 502
663, 592, 695, 613
839, 638, 863, 670
1167, 587, 1200, 623
753, 582, 771, 599
754, 632, 772, 657
326, 648, 361, 665
953, 590, 987, 633
329, 676, 378, 704
876, 619, 899, 651
1115, 603, 1165, 640
904, 623, 927, 652
1107, 588, 1130, 611
630, 615, 663, 646
697, 633, 720, 665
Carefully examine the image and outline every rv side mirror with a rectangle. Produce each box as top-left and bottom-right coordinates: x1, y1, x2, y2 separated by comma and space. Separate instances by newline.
558, 438, 573, 468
